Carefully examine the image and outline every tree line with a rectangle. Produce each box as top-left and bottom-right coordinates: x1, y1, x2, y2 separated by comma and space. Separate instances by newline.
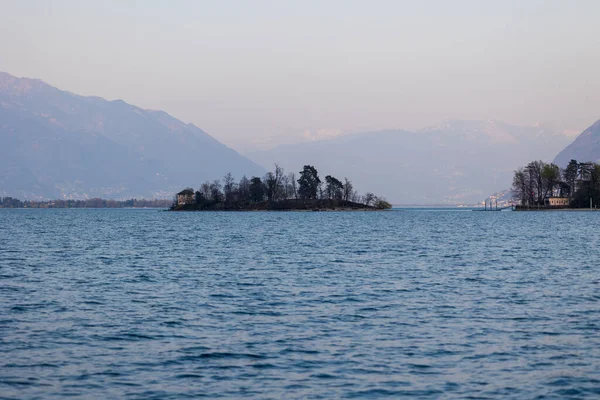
512, 159, 600, 207
177, 164, 391, 209
0, 197, 171, 209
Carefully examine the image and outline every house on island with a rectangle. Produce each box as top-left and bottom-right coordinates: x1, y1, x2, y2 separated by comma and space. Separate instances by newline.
545, 197, 569, 207
177, 189, 195, 206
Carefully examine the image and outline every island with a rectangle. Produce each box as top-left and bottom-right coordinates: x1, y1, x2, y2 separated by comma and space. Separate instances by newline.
171, 165, 391, 211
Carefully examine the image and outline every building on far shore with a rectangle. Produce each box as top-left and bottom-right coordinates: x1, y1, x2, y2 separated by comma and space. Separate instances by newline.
177, 189, 195, 206
545, 197, 569, 207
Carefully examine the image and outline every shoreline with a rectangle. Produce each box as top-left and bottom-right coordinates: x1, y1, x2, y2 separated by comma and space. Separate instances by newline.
514, 208, 599, 212
170, 198, 389, 212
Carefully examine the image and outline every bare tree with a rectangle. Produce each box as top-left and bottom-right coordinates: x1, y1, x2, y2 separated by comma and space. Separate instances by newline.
238, 175, 250, 203
264, 172, 277, 201
281, 174, 290, 199
210, 179, 223, 203
223, 172, 236, 203
264, 164, 286, 201
512, 169, 528, 205
200, 181, 211, 200
343, 178, 353, 201
288, 172, 297, 199
526, 161, 545, 205
274, 164, 285, 200
363, 192, 375, 206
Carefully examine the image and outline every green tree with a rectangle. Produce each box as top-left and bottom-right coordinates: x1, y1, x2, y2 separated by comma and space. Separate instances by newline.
298, 165, 321, 199
325, 175, 344, 200
249, 177, 265, 202
573, 163, 600, 208
374, 197, 392, 209
563, 160, 579, 199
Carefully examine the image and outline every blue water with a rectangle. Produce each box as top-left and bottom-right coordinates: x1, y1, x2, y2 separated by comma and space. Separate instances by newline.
1, 209, 599, 399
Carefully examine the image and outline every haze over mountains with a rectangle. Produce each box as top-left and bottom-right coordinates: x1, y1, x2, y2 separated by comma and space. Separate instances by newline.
0, 71, 589, 204
0, 72, 264, 199
554, 120, 600, 167
246, 121, 575, 204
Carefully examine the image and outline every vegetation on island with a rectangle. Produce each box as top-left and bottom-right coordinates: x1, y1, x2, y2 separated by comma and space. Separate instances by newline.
512, 159, 600, 208
0, 197, 171, 209
172, 164, 392, 211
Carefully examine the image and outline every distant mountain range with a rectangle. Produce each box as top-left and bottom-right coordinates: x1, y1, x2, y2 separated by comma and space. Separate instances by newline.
0, 72, 264, 199
246, 120, 575, 204
553, 120, 600, 167
1, 71, 588, 204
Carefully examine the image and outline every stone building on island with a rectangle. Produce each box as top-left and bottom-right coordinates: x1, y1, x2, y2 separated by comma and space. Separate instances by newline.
177, 189, 195, 206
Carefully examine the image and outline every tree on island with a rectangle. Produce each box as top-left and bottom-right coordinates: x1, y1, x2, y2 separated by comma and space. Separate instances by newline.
574, 163, 600, 208
563, 160, 578, 200
223, 172, 237, 204
298, 165, 321, 200
263, 172, 277, 201
249, 177, 265, 202
288, 172, 298, 199
363, 192, 375, 207
325, 175, 344, 200
210, 180, 223, 203
343, 178, 353, 201
195, 190, 205, 204
541, 163, 560, 198
200, 181, 211, 200
238, 175, 250, 202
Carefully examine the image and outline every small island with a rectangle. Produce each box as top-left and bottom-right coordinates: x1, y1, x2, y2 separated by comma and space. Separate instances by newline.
171, 165, 391, 211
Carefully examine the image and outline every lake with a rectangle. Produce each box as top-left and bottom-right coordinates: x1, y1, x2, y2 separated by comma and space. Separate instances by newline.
1, 208, 599, 399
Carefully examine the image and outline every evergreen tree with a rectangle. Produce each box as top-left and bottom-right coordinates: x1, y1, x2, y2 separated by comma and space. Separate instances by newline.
563, 159, 579, 199
297, 165, 321, 199
249, 177, 265, 202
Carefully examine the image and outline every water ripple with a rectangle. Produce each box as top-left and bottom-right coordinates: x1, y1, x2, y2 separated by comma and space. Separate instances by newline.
1, 208, 600, 399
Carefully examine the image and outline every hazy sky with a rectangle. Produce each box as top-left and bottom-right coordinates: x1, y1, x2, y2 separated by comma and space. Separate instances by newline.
1, 0, 599, 150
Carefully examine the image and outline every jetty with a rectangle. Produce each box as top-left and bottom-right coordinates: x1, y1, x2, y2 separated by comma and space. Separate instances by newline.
473, 200, 514, 212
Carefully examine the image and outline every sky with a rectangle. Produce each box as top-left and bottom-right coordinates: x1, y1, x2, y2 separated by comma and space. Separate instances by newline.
1, 0, 600, 151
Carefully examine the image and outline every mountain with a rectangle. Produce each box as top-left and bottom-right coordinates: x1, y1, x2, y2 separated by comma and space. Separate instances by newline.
553, 120, 600, 167
0, 72, 264, 199
246, 120, 574, 204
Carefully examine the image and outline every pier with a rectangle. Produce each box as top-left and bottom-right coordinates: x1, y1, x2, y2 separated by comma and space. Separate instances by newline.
473, 200, 515, 211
